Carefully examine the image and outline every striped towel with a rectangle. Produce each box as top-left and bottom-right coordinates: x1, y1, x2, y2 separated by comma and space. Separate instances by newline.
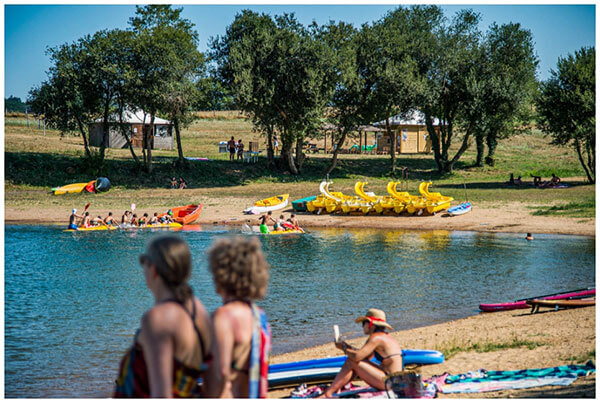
248, 303, 271, 398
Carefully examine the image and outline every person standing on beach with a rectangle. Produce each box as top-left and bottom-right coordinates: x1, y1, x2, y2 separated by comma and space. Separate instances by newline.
318, 309, 403, 398
273, 136, 279, 154
209, 236, 271, 398
228, 136, 236, 161
237, 139, 244, 161
114, 236, 222, 398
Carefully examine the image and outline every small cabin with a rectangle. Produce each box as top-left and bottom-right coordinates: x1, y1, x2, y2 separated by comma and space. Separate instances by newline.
373, 110, 441, 154
88, 110, 173, 150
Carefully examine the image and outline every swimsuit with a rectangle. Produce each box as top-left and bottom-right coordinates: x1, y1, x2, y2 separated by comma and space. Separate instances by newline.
114, 299, 212, 398
68, 223, 78, 230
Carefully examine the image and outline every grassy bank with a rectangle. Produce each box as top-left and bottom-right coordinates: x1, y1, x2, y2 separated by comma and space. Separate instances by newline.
5, 115, 595, 218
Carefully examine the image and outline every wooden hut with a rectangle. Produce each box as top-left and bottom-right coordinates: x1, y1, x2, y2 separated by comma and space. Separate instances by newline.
373, 110, 440, 154
88, 110, 173, 150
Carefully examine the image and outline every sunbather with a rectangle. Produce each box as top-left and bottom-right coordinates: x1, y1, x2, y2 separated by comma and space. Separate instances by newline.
318, 309, 403, 398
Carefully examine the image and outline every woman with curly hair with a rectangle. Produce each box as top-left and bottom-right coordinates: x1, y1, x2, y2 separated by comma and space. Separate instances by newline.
114, 236, 222, 398
209, 236, 271, 398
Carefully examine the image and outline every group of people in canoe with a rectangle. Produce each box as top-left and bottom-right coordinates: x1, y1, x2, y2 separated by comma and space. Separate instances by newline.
257, 211, 302, 233
68, 206, 175, 230
114, 235, 402, 398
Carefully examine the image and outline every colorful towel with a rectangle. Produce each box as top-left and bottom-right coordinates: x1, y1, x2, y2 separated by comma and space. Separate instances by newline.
428, 361, 595, 394
248, 303, 271, 398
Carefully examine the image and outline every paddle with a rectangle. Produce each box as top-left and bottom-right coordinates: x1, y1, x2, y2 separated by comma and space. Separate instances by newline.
84, 202, 90, 212
514, 287, 594, 303
131, 203, 136, 213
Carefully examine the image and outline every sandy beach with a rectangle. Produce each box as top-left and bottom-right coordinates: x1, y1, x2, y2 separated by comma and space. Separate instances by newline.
268, 306, 596, 398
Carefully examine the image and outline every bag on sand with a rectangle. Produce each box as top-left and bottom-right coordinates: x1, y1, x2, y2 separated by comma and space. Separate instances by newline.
385, 370, 425, 398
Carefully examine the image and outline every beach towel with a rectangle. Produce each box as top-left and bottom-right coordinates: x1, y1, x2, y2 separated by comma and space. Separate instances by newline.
430, 361, 595, 394
248, 303, 271, 398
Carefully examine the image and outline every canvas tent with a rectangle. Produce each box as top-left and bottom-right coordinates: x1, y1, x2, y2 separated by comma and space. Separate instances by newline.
373, 110, 440, 154
88, 110, 173, 150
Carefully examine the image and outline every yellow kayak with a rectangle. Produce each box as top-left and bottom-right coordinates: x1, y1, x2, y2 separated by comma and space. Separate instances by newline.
53, 180, 95, 195
64, 225, 119, 232
267, 228, 305, 235
65, 223, 182, 232
244, 194, 289, 214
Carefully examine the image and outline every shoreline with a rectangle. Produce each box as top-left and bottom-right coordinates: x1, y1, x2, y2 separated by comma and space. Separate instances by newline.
267, 306, 596, 398
4, 201, 596, 237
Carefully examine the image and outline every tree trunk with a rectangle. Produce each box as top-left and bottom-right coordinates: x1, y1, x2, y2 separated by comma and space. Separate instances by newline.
485, 130, 498, 167
101, 96, 110, 161
425, 113, 443, 172
141, 112, 147, 166
474, 133, 484, 167
266, 126, 274, 168
295, 137, 305, 173
386, 115, 396, 174
147, 114, 154, 174
574, 137, 594, 183
284, 142, 298, 175
325, 129, 348, 175
116, 104, 140, 167
174, 116, 186, 166
74, 116, 91, 159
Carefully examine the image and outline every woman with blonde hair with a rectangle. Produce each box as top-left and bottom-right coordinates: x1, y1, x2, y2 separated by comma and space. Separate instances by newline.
318, 308, 403, 398
209, 236, 271, 398
114, 235, 222, 397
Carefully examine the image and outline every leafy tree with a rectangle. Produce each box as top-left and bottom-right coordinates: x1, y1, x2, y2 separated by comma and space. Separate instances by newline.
537, 47, 595, 183
195, 76, 235, 114
418, 9, 484, 174
473, 23, 538, 167
5, 96, 27, 113
128, 5, 203, 173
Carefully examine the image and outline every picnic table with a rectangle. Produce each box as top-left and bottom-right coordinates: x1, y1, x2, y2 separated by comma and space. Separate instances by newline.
243, 150, 261, 163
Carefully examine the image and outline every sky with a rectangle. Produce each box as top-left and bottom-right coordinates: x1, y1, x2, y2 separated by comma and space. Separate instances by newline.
4, 3, 596, 101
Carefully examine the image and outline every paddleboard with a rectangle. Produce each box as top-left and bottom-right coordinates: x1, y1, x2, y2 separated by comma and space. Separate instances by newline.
527, 298, 595, 313
447, 202, 471, 216
479, 288, 595, 312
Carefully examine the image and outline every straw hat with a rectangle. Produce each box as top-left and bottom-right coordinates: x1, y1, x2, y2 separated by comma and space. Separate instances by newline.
354, 308, 393, 330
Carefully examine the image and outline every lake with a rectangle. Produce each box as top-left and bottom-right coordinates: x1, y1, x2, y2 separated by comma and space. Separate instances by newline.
4, 225, 595, 397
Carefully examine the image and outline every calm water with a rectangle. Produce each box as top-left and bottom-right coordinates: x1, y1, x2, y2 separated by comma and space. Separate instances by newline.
5, 225, 595, 397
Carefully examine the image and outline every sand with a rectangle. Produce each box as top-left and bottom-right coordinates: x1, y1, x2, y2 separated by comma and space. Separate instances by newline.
268, 306, 596, 398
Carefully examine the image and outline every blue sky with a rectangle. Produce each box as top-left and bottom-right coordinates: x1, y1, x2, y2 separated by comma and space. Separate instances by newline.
4, 4, 596, 101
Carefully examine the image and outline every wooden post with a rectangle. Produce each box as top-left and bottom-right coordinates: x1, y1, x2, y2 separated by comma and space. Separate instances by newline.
26, 107, 29, 128
43, 107, 46, 136
365, 131, 368, 153
324, 131, 327, 154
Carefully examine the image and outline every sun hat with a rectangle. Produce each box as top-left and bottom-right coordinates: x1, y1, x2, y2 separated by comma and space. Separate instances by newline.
354, 308, 393, 330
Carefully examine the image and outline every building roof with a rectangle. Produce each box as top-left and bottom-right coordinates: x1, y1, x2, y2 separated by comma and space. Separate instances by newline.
93, 109, 170, 125
373, 110, 440, 127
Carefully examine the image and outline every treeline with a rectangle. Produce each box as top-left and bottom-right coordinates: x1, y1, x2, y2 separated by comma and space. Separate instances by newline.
5, 96, 28, 113
28, 5, 594, 182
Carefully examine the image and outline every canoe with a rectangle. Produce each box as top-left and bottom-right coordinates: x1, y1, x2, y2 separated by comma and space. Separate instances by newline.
170, 204, 203, 225
527, 298, 595, 313
65, 223, 182, 232
64, 225, 119, 232
292, 196, 317, 212
268, 349, 444, 388
53, 180, 95, 195
479, 288, 595, 312
244, 194, 289, 214
448, 202, 472, 216
242, 224, 304, 235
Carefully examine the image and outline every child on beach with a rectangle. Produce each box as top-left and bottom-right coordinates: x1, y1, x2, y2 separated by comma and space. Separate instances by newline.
318, 308, 403, 398
209, 236, 271, 398
114, 236, 222, 398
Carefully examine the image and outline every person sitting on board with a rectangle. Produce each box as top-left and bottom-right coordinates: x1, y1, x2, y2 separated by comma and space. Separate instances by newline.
149, 213, 159, 225
289, 214, 300, 230
281, 220, 295, 230
208, 236, 271, 398
104, 212, 118, 227
121, 211, 130, 226
139, 213, 149, 227
130, 214, 139, 227
81, 212, 92, 228
258, 211, 276, 234
91, 215, 106, 227
179, 177, 188, 190
114, 235, 222, 398
237, 139, 244, 161
68, 209, 83, 230
275, 214, 286, 231
170, 177, 178, 189
318, 308, 403, 398
550, 173, 561, 186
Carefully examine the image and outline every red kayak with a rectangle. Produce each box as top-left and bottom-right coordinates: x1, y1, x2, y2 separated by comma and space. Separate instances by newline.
479, 288, 595, 312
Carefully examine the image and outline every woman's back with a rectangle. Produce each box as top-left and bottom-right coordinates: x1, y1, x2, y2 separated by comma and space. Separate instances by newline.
372, 332, 403, 373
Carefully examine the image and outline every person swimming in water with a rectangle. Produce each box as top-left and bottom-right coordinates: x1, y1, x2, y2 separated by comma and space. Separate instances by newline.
68, 209, 83, 230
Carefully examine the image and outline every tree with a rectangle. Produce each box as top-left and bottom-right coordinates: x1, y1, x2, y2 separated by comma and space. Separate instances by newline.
418, 9, 484, 174
128, 5, 203, 173
5, 96, 27, 113
472, 23, 538, 167
358, 6, 442, 174
537, 47, 595, 183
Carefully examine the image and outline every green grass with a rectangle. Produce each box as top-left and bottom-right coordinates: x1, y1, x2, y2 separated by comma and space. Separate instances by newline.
560, 350, 595, 364
4, 114, 595, 214
531, 200, 596, 218
438, 336, 547, 360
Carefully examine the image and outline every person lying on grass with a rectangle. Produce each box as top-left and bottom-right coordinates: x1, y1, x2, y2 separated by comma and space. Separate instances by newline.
318, 309, 403, 398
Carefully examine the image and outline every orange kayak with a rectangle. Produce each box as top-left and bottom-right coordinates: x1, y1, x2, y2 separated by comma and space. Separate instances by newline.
169, 204, 203, 225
